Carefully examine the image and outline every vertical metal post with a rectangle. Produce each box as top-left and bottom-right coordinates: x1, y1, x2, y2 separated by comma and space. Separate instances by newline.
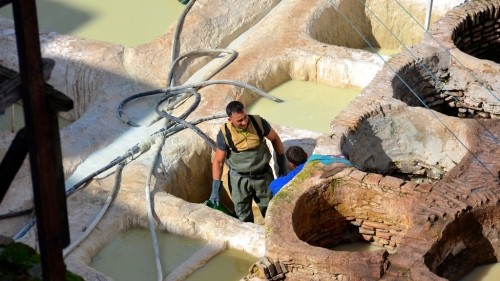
11, 0, 70, 280
424, 0, 433, 31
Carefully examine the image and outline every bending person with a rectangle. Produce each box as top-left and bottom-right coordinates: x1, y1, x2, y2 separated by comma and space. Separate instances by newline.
211, 101, 286, 223
269, 146, 308, 196
270, 146, 353, 196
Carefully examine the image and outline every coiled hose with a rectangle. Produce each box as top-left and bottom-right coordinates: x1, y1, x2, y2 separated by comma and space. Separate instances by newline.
7, 1, 283, 280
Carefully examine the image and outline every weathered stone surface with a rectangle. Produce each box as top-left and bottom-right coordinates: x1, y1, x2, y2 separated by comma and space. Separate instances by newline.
1, 0, 498, 280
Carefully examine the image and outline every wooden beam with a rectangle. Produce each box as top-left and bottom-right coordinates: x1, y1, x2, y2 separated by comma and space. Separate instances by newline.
0, 59, 55, 113
0, 0, 12, 9
12, 0, 70, 280
0, 128, 28, 204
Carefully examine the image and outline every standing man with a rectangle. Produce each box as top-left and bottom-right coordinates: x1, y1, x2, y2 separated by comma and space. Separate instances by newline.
211, 101, 286, 222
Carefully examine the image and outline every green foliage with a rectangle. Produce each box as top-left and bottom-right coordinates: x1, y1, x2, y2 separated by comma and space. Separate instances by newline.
0, 242, 84, 281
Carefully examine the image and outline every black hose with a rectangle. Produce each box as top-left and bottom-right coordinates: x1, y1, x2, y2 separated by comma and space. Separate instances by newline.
117, 89, 167, 127
0, 208, 32, 220
118, 48, 238, 128
155, 89, 217, 150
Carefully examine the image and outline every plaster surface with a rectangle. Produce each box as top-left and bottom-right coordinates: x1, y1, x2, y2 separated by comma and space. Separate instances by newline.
1, 0, 498, 280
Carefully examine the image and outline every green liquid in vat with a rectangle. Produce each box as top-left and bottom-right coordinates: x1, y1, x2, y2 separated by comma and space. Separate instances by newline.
187, 248, 258, 281
90, 228, 257, 281
248, 80, 361, 134
459, 263, 500, 281
0, 0, 184, 47
331, 241, 385, 252
0, 104, 71, 133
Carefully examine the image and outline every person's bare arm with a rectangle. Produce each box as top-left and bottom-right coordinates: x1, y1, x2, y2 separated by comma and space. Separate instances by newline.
212, 148, 227, 180
266, 128, 285, 156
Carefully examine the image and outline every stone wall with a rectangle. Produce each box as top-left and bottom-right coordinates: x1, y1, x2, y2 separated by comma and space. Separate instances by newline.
453, 2, 500, 63
265, 163, 432, 280
429, 0, 500, 119
310, 0, 467, 50
424, 206, 500, 280
266, 127, 500, 280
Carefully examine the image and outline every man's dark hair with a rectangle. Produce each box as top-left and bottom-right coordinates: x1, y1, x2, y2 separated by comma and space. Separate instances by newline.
285, 146, 308, 166
226, 101, 245, 116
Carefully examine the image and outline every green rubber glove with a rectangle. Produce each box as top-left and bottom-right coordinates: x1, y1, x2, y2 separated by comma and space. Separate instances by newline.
210, 180, 222, 205
277, 154, 287, 177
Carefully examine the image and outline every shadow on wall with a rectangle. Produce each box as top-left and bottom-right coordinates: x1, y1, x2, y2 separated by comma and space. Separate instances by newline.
0, 1, 92, 35
340, 121, 396, 175
310, 0, 379, 49
453, 3, 500, 64
293, 183, 364, 248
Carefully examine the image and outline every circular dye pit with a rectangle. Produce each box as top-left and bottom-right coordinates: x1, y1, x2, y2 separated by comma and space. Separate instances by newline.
424, 206, 500, 281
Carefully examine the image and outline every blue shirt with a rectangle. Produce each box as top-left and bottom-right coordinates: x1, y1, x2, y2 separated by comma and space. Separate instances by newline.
269, 155, 353, 196
269, 163, 305, 196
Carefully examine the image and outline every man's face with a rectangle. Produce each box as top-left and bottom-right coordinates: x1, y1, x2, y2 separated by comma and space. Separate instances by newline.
228, 111, 248, 130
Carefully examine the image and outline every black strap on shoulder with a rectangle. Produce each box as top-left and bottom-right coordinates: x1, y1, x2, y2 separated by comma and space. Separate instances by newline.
224, 124, 238, 152
248, 115, 263, 141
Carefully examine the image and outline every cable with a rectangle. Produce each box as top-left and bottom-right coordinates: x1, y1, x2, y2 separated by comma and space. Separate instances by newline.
0, 208, 31, 220
146, 136, 166, 281
63, 162, 124, 257
155, 90, 217, 151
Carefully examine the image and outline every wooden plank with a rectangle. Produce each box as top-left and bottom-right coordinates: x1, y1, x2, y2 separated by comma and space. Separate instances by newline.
0, 0, 12, 8
0, 59, 55, 113
0, 75, 21, 113
0, 128, 28, 204
12, 0, 70, 280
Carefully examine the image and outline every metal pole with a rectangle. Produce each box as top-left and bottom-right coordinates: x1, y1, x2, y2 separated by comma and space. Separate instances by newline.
424, 0, 433, 31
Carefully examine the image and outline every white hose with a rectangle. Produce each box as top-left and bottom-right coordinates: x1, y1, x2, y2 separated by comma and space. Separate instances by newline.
63, 162, 124, 257
62, 196, 112, 257
146, 137, 167, 281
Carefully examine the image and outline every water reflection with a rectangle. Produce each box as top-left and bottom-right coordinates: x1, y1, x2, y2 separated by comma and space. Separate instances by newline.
248, 80, 361, 133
